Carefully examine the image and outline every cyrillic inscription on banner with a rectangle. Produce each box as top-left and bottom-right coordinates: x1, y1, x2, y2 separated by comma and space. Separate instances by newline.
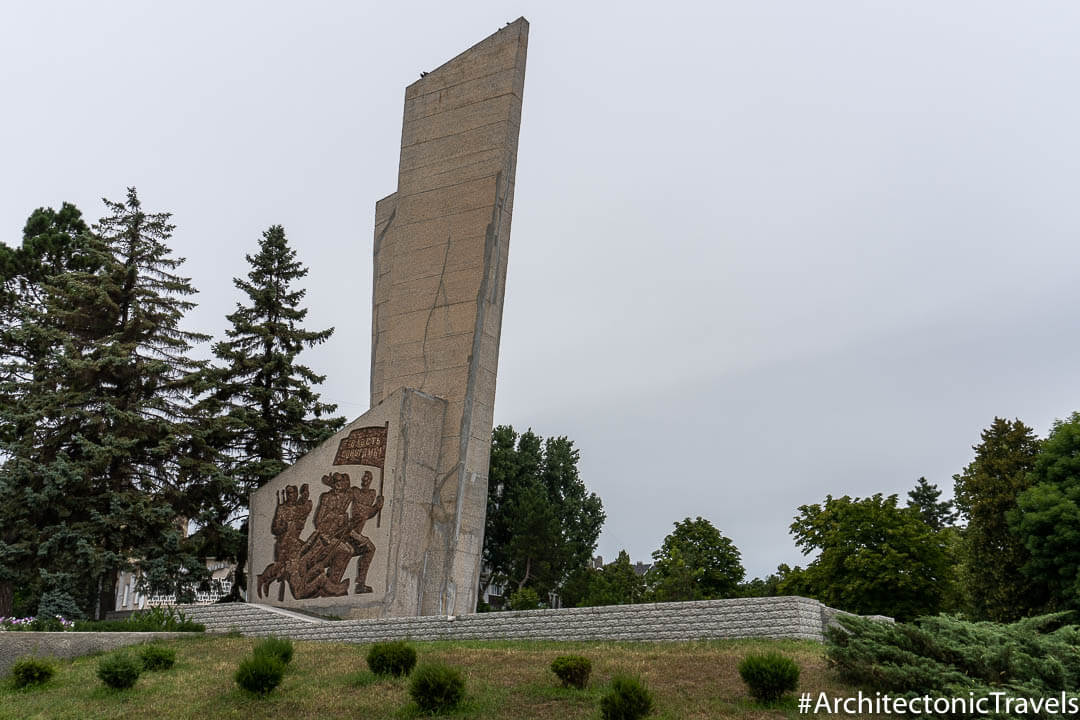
334, 426, 388, 468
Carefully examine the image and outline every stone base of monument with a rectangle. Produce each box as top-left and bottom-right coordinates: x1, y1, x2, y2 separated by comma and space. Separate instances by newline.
248, 387, 450, 619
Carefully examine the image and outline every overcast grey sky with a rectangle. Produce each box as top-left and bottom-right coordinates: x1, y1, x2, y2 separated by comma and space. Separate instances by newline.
3, 1, 1079, 578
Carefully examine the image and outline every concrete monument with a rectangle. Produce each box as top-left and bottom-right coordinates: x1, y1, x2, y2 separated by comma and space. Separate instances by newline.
249, 18, 528, 618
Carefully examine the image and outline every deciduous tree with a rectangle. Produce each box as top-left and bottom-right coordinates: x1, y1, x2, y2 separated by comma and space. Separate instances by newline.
1010, 412, 1080, 611
562, 550, 646, 608
789, 494, 949, 620
482, 426, 605, 603
647, 517, 744, 602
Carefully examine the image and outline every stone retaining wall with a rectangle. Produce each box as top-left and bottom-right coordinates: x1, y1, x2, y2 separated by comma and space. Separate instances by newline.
178, 596, 874, 645
0, 632, 186, 675
0, 597, 884, 674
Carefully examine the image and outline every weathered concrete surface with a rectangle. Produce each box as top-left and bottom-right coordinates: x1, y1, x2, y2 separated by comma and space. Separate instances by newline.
369, 18, 528, 616
248, 387, 446, 619
0, 632, 187, 675
248, 19, 528, 619
181, 596, 886, 644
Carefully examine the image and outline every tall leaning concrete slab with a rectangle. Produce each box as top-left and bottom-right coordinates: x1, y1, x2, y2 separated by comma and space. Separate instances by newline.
370, 19, 528, 615
248, 19, 527, 618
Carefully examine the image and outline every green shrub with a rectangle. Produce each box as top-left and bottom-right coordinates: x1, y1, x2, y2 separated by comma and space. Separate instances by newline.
36, 590, 84, 622
139, 644, 176, 671
28, 616, 66, 632
10, 657, 55, 688
97, 653, 141, 690
737, 652, 800, 702
0, 616, 69, 632
826, 612, 1080, 697
138, 606, 192, 631
600, 674, 654, 720
508, 587, 540, 610
409, 662, 466, 714
74, 606, 204, 633
551, 655, 591, 689
253, 636, 294, 665
234, 654, 285, 696
366, 641, 417, 677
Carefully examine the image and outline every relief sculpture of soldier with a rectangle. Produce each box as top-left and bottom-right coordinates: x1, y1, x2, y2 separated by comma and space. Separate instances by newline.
256, 471, 383, 600
299, 471, 384, 596
255, 484, 311, 601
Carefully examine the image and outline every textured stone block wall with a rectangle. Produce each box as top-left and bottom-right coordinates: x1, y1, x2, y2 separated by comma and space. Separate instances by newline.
180, 596, 865, 644
0, 598, 889, 677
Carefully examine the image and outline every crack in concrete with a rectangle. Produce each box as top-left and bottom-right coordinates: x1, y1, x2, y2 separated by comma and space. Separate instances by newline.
438, 169, 510, 615
419, 232, 453, 392
370, 204, 396, 405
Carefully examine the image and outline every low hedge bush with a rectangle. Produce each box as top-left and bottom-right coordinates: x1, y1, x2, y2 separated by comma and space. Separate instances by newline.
409, 662, 466, 714
253, 636, 294, 666
827, 612, 1080, 697
600, 673, 654, 720
235, 654, 285, 696
74, 606, 204, 633
551, 655, 591, 689
737, 652, 800, 702
97, 653, 141, 690
10, 657, 56, 688
366, 641, 417, 677
140, 644, 177, 671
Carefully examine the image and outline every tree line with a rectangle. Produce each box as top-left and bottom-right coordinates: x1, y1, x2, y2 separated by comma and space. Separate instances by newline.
767, 415, 1080, 622
480, 427, 746, 611
0, 190, 343, 618
4, 189, 1075, 628
486, 414, 1080, 624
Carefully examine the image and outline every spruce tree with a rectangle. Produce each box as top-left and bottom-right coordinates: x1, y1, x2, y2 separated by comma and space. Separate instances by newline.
0, 189, 212, 618
0, 203, 111, 616
199, 224, 343, 556
907, 477, 957, 531
90, 187, 212, 613
94, 187, 208, 464
953, 417, 1045, 621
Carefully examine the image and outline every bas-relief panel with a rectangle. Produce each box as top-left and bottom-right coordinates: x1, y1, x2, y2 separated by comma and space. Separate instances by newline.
255, 426, 390, 602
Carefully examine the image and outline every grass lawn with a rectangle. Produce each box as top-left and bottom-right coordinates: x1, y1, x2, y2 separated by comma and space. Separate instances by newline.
0, 636, 868, 719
